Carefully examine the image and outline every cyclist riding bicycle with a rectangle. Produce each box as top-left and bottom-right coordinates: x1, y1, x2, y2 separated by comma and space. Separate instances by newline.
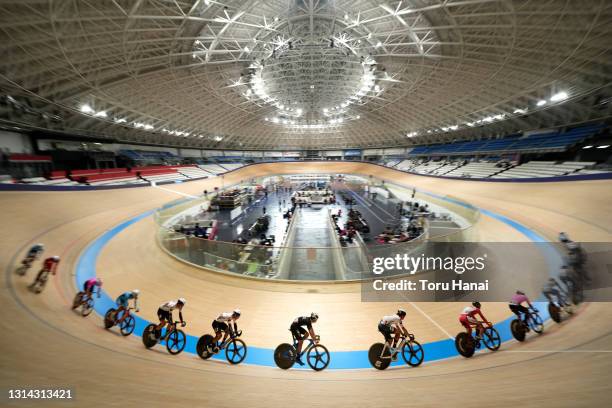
114, 289, 140, 322
211, 309, 241, 353
459, 301, 491, 340
290, 312, 319, 366
154, 298, 186, 337
30, 255, 59, 288
508, 290, 534, 328
378, 309, 411, 359
84, 277, 103, 299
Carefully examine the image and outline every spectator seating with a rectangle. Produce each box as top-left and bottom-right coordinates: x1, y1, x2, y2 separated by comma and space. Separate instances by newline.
490, 161, 596, 179
177, 167, 211, 179
198, 164, 228, 175
218, 162, 245, 171
444, 161, 506, 178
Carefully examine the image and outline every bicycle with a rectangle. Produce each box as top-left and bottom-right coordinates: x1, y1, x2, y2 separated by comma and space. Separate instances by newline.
142, 321, 187, 355
71, 291, 95, 316
368, 334, 424, 370
274, 334, 330, 371
16, 255, 36, 276
104, 307, 137, 336
455, 322, 501, 358
29, 270, 51, 294
196, 330, 247, 365
510, 307, 544, 342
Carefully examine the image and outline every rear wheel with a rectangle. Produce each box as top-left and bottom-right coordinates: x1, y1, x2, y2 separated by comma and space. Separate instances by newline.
142, 324, 159, 348
455, 333, 475, 358
196, 335, 214, 360
226, 339, 247, 365
548, 303, 561, 323
166, 329, 186, 355
120, 315, 135, 336
307, 344, 330, 371
483, 327, 501, 351
104, 309, 116, 329
72, 292, 84, 310
510, 319, 526, 342
402, 340, 424, 367
274, 343, 296, 370
81, 296, 94, 317
368, 343, 391, 370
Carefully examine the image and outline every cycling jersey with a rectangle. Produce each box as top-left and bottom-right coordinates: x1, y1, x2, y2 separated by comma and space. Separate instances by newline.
116, 291, 137, 307
460, 306, 482, 318
159, 300, 181, 312
510, 294, 529, 305
42, 258, 59, 273
292, 316, 314, 327
84, 278, 100, 291
215, 312, 234, 323
27, 246, 43, 257
380, 315, 403, 327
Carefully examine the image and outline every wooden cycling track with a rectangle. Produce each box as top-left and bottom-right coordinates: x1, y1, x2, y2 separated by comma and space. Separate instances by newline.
1, 162, 611, 407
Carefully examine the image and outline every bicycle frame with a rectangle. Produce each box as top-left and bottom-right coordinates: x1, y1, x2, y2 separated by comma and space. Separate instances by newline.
379, 336, 409, 359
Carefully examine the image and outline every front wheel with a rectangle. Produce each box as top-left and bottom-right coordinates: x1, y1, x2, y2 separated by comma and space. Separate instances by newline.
166, 329, 186, 355
455, 332, 475, 358
402, 340, 424, 367
368, 343, 391, 370
510, 319, 526, 342
274, 343, 296, 370
226, 339, 247, 365
307, 344, 330, 371
72, 292, 84, 310
529, 312, 544, 334
483, 327, 501, 351
120, 315, 136, 336
142, 324, 159, 348
196, 335, 214, 360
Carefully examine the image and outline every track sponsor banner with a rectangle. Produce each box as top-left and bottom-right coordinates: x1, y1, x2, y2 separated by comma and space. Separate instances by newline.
360, 242, 612, 302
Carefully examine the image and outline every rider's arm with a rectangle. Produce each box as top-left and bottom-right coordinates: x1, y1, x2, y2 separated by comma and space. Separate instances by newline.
307, 323, 316, 341
134, 297, 139, 312
476, 310, 490, 324
398, 322, 409, 336
178, 310, 184, 324
96, 285, 101, 298
232, 321, 238, 333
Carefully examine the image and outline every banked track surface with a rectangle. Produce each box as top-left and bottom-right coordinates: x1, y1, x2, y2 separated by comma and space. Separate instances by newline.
1, 162, 612, 407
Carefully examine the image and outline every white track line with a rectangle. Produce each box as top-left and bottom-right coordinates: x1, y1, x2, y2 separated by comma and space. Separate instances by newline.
408, 301, 454, 340
153, 185, 198, 198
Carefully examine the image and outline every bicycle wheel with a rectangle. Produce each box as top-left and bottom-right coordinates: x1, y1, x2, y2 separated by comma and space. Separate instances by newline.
548, 303, 561, 323
368, 343, 391, 370
196, 335, 214, 360
483, 327, 501, 351
142, 324, 159, 348
402, 340, 424, 367
226, 339, 247, 365
104, 309, 116, 329
529, 312, 544, 334
72, 292, 84, 309
120, 315, 136, 336
81, 297, 94, 317
455, 333, 475, 358
307, 344, 330, 371
274, 343, 296, 370
166, 329, 186, 355
510, 319, 526, 342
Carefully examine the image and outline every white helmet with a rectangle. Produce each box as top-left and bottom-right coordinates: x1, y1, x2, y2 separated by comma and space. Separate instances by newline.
132, 289, 140, 296
233, 309, 241, 317
178, 297, 186, 305
52, 255, 60, 261
36, 243, 44, 249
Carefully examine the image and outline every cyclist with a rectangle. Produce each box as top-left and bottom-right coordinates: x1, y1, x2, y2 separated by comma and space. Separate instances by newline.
84, 277, 103, 299
113, 289, 140, 323
30, 255, 59, 289
23, 243, 44, 265
290, 312, 319, 366
459, 301, 491, 340
154, 298, 186, 337
378, 309, 411, 359
210, 309, 241, 353
543, 277, 568, 306
508, 290, 534, 329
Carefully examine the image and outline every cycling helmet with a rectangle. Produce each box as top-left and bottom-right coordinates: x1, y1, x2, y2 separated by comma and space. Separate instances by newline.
397, 308, 407, 318
232, 309, 241, 317
310, 312, 319, 322
558, 232, 569, 243
516, 290, 525, 295
132, 289, 140, 296
35, 243, 44, 249
177, 297, 186, 305
97, 278, 103, 286
52, 255, 60, 261
472, 301, 481, 309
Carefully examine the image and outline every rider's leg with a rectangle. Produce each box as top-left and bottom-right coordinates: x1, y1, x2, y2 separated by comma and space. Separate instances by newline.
392, 329, 401, 348
115, 306, 126, 323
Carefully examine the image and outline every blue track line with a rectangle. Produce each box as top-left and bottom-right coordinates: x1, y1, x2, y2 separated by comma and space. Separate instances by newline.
75, 192, 559, 369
